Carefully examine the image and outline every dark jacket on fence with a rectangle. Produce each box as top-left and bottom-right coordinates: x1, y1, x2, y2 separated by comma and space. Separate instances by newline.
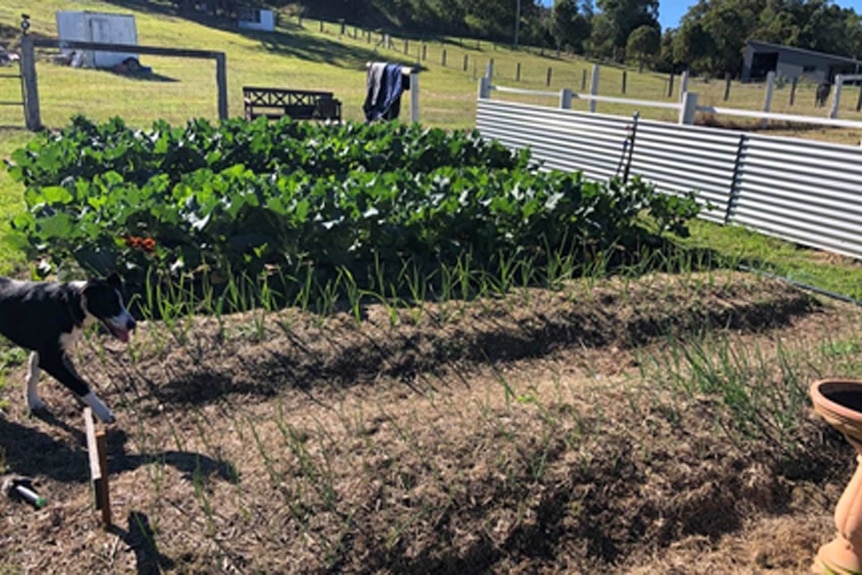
363, 62, 409, 122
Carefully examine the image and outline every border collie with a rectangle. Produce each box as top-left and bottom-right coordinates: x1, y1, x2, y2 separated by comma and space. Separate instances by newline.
0, 273, 136, 423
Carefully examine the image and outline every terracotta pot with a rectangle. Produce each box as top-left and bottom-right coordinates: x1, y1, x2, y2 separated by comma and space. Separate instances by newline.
810, 379, 862, 575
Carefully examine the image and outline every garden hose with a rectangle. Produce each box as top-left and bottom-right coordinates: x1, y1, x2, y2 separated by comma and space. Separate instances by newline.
737, 264, 862, 307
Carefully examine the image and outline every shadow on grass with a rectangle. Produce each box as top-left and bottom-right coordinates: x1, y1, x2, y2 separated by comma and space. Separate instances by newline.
0, 415, 237, 484
108, 511, 176, 574
99, 0, 420, 71
97, 68, 179, 83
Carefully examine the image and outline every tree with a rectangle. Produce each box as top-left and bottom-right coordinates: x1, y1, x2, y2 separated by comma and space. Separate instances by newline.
626, 24, 660, 71
586, 13, 616, 59
673, 20, 716, 74
655, 28, 677, 73
595, 0, 659, 59
550, 0, 591, 53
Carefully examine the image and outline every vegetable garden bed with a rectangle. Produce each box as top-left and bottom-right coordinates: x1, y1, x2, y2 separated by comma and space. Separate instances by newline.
6, 115, 700, 311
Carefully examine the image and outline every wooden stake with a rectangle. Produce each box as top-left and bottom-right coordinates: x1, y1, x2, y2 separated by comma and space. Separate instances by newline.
84, 408, 111, 528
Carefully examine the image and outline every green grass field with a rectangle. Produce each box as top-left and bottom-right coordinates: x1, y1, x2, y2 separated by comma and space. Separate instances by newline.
0, 0, 860, 294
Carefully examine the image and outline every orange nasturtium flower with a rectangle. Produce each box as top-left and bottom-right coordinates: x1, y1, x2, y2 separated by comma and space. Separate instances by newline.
122, 234, 157, 253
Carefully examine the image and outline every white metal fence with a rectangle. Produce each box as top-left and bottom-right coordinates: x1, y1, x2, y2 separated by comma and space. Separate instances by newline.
476, 96, 862, 261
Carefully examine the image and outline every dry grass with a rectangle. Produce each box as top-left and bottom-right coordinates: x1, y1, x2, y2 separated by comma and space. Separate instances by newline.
2, 272, 861, 573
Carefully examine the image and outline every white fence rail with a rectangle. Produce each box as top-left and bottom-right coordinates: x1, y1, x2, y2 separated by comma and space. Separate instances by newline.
480, 70, 862, 131
475, 96, 862, 261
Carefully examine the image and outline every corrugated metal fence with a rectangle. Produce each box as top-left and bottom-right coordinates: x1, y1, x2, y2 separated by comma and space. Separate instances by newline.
476, 98, 862, 260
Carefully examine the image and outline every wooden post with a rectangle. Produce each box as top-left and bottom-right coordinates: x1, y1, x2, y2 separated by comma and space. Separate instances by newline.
463, 54, 468, 71
622, 70, 627, 94
667, 71, 674, 98
21, 35, 41, 131
546, 67, 552, 87
422, 44, 427, 60
404, 39, 409, 55
478, 76, 491, 99
215, 52, 228, 121
319, 20, 323, 32
559, 88, 573, 109
856, 84, 862, 112
589, 64, 599, 113
516, 62, 521, 82
581, 69, 586, 90
442, 49, 446, 66
829, 74, 844, 119
679, 70, 689, 102
790, 77, 797, 106
410, 70, 420, 123
679, 91, 698, 125
762, 70, 775, 128
85, 408, 111, 529
724, 72, 732, 101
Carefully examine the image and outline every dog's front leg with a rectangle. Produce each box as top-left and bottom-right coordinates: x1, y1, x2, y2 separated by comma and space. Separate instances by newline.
38, 349, 115, 424
24, 351, 47, 413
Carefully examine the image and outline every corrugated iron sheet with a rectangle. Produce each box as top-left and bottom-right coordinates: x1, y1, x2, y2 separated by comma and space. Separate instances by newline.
476, 99, 862, 260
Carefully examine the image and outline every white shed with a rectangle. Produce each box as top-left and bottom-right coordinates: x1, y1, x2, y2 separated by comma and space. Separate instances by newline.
238, 7, 275, 32
56, 11, 139, 69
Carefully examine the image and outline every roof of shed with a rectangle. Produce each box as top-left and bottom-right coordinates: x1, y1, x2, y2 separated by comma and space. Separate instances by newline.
746, 40, 860, 65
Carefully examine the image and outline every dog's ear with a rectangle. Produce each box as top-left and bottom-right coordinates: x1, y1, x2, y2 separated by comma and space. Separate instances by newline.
106, 272, 123, 289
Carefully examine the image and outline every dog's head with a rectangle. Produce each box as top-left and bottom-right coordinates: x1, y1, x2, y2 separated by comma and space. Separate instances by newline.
80, 272, 136, 343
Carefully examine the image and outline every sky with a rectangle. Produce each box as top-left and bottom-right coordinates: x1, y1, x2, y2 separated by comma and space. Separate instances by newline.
538, 0, 862, 31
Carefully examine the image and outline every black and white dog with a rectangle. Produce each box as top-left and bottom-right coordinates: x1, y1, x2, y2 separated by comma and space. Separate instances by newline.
0, 273, 136, 423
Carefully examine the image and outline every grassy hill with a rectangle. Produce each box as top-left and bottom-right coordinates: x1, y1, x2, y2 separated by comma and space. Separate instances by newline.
6, 0, 862, 131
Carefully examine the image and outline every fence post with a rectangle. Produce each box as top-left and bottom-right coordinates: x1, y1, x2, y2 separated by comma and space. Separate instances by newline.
559, 88, 572, 109
215, 52, 228, 121
442, 49, 447, 66
463, 54, 468, 71
667, 71, 674, 97
790, 77, 797, 106
478, 76, 491, 99
724, 72, 732, 101
762, 70, 775, 128
486, 59, 494, 80
581, 69, 587, 90
856, 84, 862, 111
678, 91, 698, 124
410, 70, 420, 123
589, 64, 599, 113
404, 39, 409, 55
679, 70, 689, 101
546, 67, 552, 87
830, 75, 844, 119
516, 62, 521, 82
21, 35, 41, 131
724, 134, 748, 224
622, 70, 627, 94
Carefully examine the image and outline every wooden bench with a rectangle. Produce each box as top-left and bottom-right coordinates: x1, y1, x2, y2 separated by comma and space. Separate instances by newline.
242, 87, 342, 122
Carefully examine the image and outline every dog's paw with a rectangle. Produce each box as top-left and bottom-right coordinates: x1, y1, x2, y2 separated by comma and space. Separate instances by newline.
81, 392, 115, 424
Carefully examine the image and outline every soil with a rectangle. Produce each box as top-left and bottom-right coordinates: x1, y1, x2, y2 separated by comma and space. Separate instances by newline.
1, 271, 861, 574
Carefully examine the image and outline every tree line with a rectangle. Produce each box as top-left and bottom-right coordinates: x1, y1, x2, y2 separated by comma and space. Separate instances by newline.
174, 0, 862, 78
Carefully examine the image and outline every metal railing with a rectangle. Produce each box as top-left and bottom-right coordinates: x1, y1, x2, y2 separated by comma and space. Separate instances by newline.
476, 95, 862, 261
